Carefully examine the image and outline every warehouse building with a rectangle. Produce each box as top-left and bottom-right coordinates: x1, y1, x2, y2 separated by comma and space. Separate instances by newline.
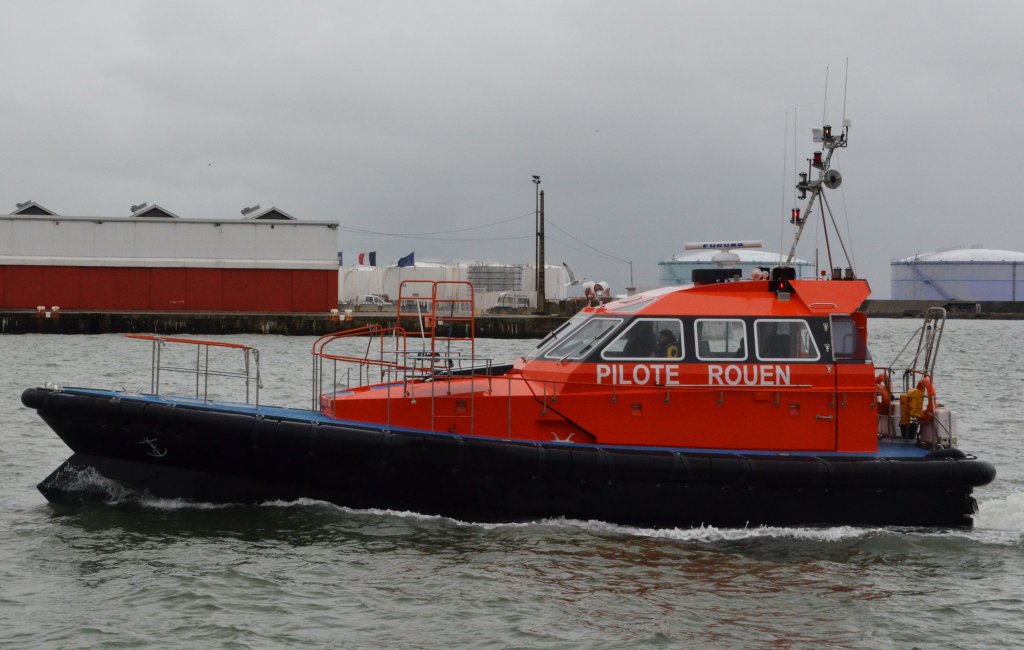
0, 201, 339, 312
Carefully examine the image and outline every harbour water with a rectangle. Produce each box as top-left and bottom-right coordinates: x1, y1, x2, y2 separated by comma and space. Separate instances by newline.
3, 321, 1024, 648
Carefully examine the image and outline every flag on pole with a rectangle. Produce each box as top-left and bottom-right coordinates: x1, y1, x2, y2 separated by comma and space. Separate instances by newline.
358, 252, 377, 266
397, 252, 415, 267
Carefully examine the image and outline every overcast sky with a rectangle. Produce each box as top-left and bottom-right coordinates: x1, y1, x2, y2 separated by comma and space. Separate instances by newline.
3, 1, 1022, 297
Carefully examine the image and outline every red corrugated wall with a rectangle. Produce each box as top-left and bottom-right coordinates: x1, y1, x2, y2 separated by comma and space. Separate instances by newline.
0, 266, 338, 312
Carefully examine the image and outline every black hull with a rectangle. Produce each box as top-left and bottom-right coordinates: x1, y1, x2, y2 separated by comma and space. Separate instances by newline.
24, 387, 996, 528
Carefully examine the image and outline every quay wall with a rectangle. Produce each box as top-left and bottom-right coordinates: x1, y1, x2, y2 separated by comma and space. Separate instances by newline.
4, 300, 1023, 337
0, 310, 568, 338
860, 300, 1024, 319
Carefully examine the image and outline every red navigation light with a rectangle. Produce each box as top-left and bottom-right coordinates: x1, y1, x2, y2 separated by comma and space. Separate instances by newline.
813, 151, 822, 165
790, 208, 801, 224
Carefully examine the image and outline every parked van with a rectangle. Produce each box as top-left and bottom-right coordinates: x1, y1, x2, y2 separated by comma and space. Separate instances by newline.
356, 294, 392, 310
490, 291, 532, 313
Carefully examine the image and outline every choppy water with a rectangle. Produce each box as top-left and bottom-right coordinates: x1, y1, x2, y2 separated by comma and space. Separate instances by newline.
3, 321, 1024, 648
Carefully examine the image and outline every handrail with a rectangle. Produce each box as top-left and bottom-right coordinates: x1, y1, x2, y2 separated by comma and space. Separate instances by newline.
313, 281, 479, 412
126, 334, 261, 405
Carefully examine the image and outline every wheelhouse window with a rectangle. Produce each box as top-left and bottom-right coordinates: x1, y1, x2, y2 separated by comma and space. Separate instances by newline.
754, 319, 820, 361
694, 319, 747, 360
527, 313, 588, 359
543, 317, 623, 361
831, 314, 870, 362
601, 318, 683, 360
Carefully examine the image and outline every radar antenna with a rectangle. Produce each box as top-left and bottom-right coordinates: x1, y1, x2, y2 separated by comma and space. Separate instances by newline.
784, 119, 854, 278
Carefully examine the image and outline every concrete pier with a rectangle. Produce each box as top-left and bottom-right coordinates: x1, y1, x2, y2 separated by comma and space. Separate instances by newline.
0, 309, 570, 337
3, 300, 1023, 337
860, 300, 1024, 319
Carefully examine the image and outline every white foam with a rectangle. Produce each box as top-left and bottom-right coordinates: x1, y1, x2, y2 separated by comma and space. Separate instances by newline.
974, 491, 1024, 532
51, 465, 132, 502
556, 519, 876, 542
134, 497, 235, 510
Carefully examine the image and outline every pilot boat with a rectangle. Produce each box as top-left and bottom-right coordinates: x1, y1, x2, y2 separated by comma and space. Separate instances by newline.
24, 121, 995, 527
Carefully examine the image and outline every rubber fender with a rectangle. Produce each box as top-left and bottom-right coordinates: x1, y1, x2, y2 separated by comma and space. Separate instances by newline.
611, 450, 676, 482
669, 453, 714, 484
21, 387, 51, 410
926, 447, 967, 459
179, 408, 258, 438
708, 455, 756, 486
569, 446, 607, 481
248, 418, 309, 453
957, 459, 997, 487
747, 456, 830, 488
535, 443, 574, 475
396, 433, 465, 468
889, 457, 963, 489
314, 422, 387, 457
463, 437, 543, 474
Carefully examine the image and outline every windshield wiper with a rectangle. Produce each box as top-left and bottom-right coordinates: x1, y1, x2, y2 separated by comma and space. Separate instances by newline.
558, 331, 607, 364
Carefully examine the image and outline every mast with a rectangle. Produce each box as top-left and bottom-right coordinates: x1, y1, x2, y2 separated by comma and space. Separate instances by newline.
785, 120, 852, 276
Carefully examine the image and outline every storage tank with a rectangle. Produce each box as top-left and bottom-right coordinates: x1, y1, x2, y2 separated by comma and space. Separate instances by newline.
658, 241, 811, 285
891, 247, 1024, 301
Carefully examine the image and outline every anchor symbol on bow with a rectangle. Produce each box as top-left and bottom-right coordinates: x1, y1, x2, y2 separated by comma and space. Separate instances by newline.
138, 437, 168, 458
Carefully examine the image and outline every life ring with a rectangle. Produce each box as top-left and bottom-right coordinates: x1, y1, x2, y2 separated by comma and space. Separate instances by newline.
916, 376, 937, 422
875, 371, 892, 413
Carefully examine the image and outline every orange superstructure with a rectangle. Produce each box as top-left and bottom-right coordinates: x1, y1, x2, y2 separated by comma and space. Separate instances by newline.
320, 276, 878, 453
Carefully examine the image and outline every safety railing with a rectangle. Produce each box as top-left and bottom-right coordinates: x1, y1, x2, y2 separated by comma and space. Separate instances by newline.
126, 334, 262, 405
876, 307, 951, 449
311, 324, 493, 412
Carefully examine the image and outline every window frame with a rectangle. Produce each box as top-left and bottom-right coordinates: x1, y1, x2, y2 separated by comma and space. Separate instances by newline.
753, 318, 821, 362
600, 317, 685, 361
542, 316, 624, 361
693, 318, 748, 361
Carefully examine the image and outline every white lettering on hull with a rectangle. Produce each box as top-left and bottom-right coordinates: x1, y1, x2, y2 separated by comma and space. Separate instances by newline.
595, 364, 680, 386
707, 364, 791, 386
593, 363, 790, 387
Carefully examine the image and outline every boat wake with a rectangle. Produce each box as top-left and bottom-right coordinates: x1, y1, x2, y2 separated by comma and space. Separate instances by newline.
42, 463, 134, 504
43, 464, 1022, 546
975, 492, 1024, 529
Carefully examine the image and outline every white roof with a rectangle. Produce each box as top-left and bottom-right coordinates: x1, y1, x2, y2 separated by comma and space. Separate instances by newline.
894, 247, 1024, 263
661, 249, 809, 265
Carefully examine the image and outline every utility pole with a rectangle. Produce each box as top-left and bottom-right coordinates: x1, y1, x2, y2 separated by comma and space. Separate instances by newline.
536, 189, 544, 311
533, 176, 544, 312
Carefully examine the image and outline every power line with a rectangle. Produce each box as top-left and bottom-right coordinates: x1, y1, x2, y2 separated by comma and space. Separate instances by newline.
337, 210, 533, 238
545, 216, 630, 264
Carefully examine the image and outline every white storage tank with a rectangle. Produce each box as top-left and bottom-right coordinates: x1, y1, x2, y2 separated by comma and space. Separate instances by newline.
891, 247, 1024, 301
